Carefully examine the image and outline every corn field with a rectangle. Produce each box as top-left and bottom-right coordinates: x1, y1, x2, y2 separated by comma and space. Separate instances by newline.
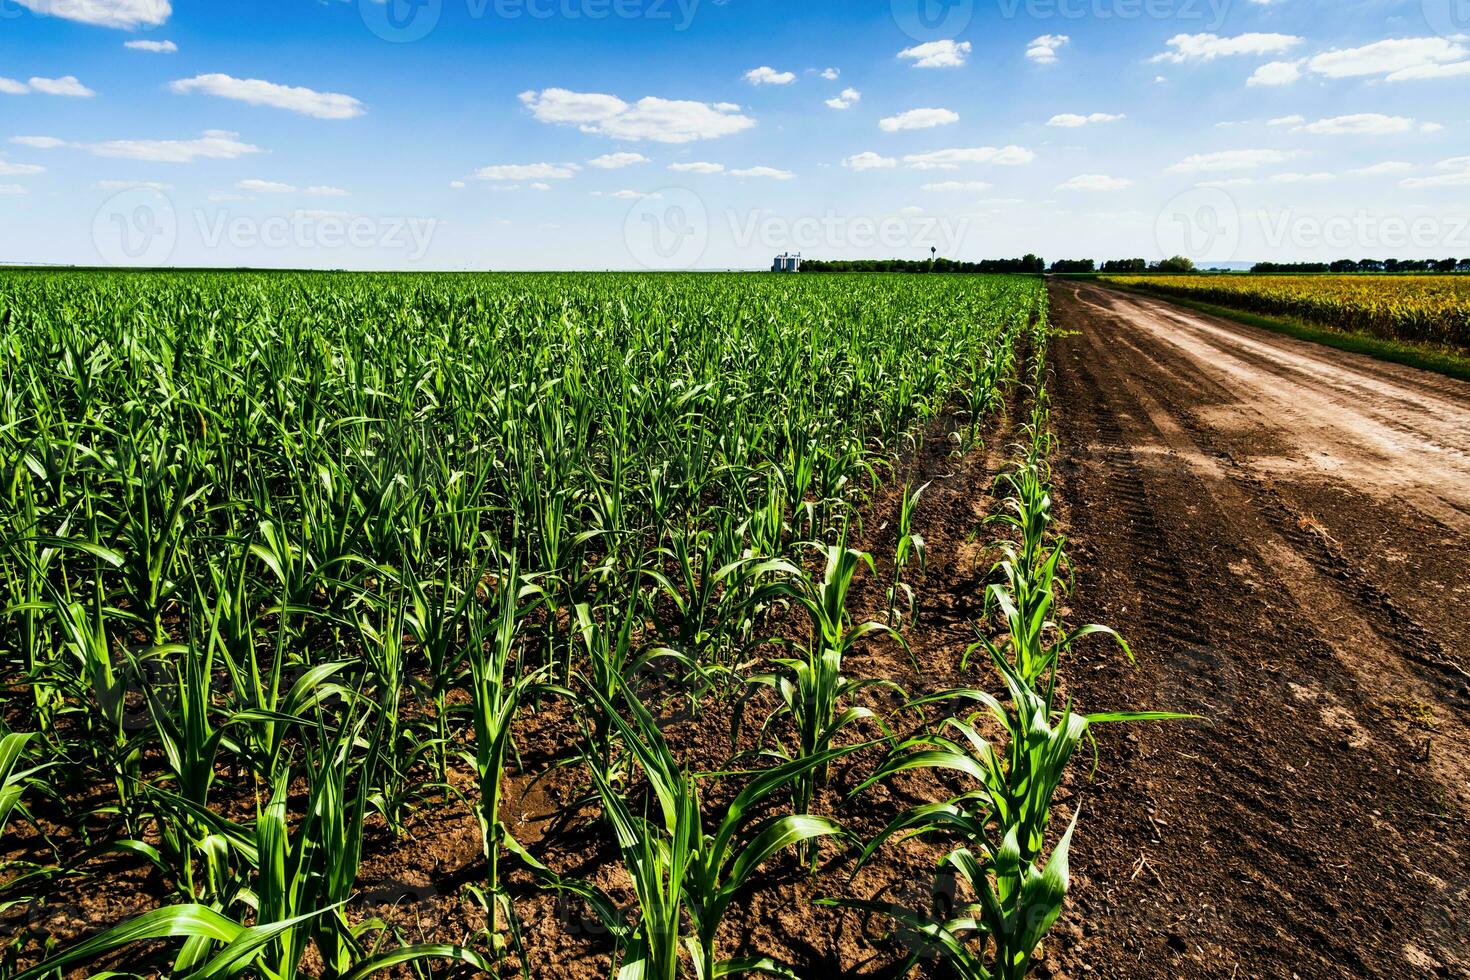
0, 270, 1169, 979
1104, 273, 1470, 350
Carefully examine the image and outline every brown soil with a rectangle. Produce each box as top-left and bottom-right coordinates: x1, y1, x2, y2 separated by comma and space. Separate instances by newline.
1041, 279, 1470, 980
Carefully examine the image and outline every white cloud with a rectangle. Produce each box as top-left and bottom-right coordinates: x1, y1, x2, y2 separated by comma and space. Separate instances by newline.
0, 184, 28, 196
1152, 32, 1301, 64
843, 151, 897, 171
1267, 171, 1335, 183
1421, 122, 1445, 133
518, 88, 754, 143
1436, 156, 1470, 170
0, 78, 28, 95
879, 107, 959, 132
27, 75, 95, 97
95, 179, 170, 190
474, 162, 580, 181
305, 185, 348, 197
826, 87, 860, 110
206, 192, 245, 202
588, 151, 649, 169
169, 74, 365, 120
668, 161, 725, 173
1268, 115, 1305, 127
238, 179, 295, 194
1197, 177, 1256, 188
83, 130, 262, 163
11, 136, 66, 148
1388, 61, 1470, 81
1167, 148, 1300, 172
0, 160, 46, 176
729, 166, 794, 179
124, 39, 176, 52
1047, 112, 1124, 127
899, 40, 972, 69
921, 180, 992, 192
744, 66, 796, 85
1299, 113, 1416, 136
603, 189, 660, 199
819, 67, 840, 80
449, 180, 466, 189
902, 145, 1035, 169
1026, 35, 1069, 65
1307, 37, 1467, 80
1401, 171, 1470, 188
529, 182, 552, 191
1058, 173, 1132, 191
1347, 161, 1413, 176
11, 0, 169, 29
1248, 61, 1302, 86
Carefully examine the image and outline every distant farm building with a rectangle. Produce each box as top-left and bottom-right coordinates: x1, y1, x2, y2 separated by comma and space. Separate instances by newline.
771, 252, 801, 273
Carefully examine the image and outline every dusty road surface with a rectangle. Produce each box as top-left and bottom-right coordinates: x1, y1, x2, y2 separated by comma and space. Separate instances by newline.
1043, 280, 1470, 980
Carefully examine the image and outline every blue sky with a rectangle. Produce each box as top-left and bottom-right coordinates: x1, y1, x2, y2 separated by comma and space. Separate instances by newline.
1, 0, 1467, 269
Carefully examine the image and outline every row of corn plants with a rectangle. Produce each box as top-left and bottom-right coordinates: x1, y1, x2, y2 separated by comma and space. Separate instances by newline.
0, 270, 1035, 978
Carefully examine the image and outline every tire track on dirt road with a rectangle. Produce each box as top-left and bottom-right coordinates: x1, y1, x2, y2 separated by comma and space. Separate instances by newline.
1042, 280, 1470, 980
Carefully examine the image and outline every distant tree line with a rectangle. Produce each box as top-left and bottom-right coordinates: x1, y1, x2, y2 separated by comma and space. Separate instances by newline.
1054, 257, 1197, 273
799, 254, 1046, 274
1249, 258, 1470, 273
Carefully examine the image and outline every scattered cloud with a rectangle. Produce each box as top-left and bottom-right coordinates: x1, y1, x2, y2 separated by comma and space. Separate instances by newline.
1299, 113, 1417, 136
1248, 61, 1302, 86
902, 145, 1035, 169
30, 75, 96, 97
11, 0, 170, 29
474, 162, 580, 181
22, 130, 261, 163
668, 161, 725, 173
879, 107, 959, 132
1401, 168, 1470, 188
729, 166, 794, 179
95, 179, 171, 190
1167, 148, 1300, 172
1026, 35, 1069, 65
899, 39, 972, 69
587, 151, 650, 169
921, 180, 992, 192
1307, 37, 1469, 81
744, 66, 796, 85
1268, 115, 1305, 127
1, 75, 96, 97
449, 180, 466, 189
125, 39, 177, 53
1266, 171, 1335, 183
519, 88, 755, 143
0, 184, 28, 196
1151, 32, 1301, 64
170, 74, 365, 119
1346, 161, 1414, 176
819, 67, 840, 80
1047, 112, 1124, 127
826, 87, 860, 110
843, 151, 897, 171
10, 136, 67, 149
0, 159, 46, 176
237, 179, 295, 194
1058, 174, 1132, 191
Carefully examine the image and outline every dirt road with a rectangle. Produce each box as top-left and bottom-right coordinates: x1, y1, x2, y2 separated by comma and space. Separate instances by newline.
1044, 280, 1470, 979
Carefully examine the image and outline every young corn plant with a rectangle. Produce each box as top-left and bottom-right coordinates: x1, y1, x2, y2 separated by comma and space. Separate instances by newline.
886, 481, 929, 628
561, 686, 863, 980
834, 649, 1186, 980
740, 542, 906, 862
